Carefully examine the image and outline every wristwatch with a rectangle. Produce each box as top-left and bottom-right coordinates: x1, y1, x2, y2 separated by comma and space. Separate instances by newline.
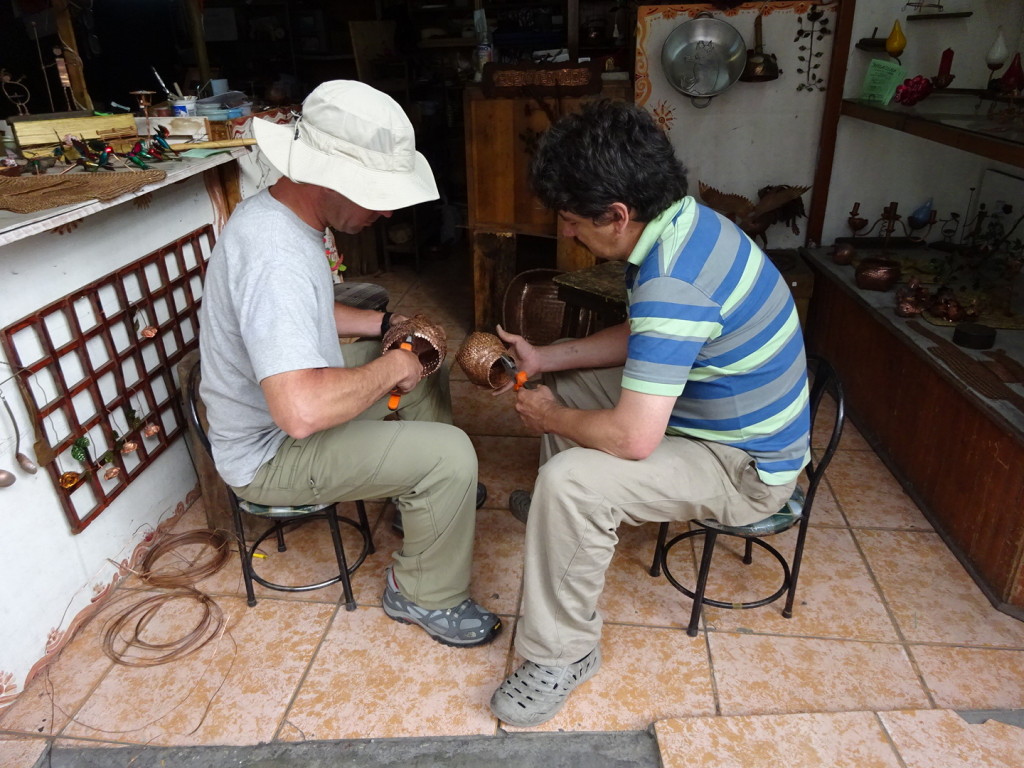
380, 311, 393, 337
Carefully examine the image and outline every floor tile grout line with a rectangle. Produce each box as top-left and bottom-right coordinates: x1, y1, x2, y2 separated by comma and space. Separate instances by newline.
271, 598, 345, 744
844, 524, 940, 710
872, 710, 914, 768
43, 614, 120, 744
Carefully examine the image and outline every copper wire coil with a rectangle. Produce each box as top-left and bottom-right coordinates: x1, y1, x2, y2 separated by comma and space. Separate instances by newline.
381, 314, 448, 377
455, 332, 512, 389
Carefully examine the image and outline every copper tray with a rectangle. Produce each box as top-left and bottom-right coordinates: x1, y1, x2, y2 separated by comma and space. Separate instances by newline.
502, 269, 570, 346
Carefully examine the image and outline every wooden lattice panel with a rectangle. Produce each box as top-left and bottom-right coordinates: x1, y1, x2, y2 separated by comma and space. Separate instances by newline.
0, 225, 215, 532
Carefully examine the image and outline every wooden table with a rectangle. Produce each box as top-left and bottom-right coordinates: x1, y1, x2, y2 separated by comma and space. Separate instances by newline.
553, 260, 628, 336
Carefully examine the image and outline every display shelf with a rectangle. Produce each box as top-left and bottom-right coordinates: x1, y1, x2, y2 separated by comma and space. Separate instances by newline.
841, 95, 1024, 169
0, 150, 244, 248
803, 246, 1024, 616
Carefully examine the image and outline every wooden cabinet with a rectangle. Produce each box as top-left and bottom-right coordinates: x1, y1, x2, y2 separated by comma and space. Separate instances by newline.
463, 80, 630, 329
803, 249, 1024, 617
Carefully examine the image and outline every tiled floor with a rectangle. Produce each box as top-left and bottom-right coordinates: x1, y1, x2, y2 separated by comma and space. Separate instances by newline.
3, 247, 1024, 767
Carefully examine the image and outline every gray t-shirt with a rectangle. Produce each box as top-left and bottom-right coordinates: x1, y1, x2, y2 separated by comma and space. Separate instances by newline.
198, 188, 344, 487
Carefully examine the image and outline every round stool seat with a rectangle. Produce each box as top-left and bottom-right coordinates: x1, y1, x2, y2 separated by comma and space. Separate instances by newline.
237, 498, 334, 518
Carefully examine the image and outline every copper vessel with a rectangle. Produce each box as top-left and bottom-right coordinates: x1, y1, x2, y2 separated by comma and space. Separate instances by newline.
832, 242, 856, 266
381, 314, 447, 377
456, 332, 512, 389
854, 257, 901, 291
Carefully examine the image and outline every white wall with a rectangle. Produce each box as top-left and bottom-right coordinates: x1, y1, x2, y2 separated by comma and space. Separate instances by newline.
822, 0, 1024, 245
0, 174, 216, 704
637, 3, 836, 250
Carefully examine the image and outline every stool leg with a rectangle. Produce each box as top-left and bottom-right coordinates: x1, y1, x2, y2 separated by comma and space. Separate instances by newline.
326, 504, 357, 611
650, 522, 669, 577
687, 530, 717, 637
231, 499, 257, 607
356, 500, 375, 554
743, 538, 753, 565
275, 524, 287, 552
783, 519, 811, 619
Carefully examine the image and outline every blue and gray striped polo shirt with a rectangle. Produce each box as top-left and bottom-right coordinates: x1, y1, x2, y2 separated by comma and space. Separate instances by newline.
622, 197, 810, 485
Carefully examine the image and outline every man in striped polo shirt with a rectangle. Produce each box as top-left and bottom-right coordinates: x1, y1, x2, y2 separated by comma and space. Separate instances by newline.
489, 100, 810, 727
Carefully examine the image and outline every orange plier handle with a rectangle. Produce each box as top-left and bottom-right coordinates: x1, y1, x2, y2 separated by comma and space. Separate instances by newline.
513, 370, 528, 391
388, 339, 414, 410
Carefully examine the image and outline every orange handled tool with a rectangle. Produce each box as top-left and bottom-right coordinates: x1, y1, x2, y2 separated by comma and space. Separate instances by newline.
499, 354, 529, 391
388, 336, 414, 411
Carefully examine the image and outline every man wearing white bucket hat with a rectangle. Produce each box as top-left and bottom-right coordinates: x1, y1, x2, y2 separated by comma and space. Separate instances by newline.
199, 81, 500, 648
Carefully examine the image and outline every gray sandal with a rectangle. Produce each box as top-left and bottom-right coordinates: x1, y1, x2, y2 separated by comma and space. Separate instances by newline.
490, 647, 601, 727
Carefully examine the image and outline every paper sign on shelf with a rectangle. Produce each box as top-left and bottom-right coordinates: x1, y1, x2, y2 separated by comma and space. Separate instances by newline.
860, 59, 905, 105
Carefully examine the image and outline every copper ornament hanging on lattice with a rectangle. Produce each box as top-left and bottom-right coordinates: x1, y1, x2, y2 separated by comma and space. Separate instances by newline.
455, 332, 512, 389
381, 314, 448, 377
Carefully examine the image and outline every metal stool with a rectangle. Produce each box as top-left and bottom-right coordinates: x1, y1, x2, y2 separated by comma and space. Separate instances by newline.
184, 361, 374, 611
650, 356, 845, 636
333, 281, 390, 312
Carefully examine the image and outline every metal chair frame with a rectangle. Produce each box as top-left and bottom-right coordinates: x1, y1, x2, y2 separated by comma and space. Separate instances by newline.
650, 355, 845, 636
184, 361, 374, 611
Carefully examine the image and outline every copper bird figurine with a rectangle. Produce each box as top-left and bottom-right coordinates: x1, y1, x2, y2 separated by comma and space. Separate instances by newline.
698, 181, 811, 248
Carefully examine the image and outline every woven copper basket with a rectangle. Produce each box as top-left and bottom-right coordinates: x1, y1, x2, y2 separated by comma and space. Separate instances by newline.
455, 332, 511, 389
381, 314, 447, 377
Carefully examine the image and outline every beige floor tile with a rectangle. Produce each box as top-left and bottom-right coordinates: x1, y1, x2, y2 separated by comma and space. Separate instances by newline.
282, 607, 509, 740
470, 435, 541, 512
656, 711, 902, 768
501, 623, 716, 733
448, 354, 470, 382
826, 452, 932, 530
0, 737, 49, 768
813, 397, 873, 453
879, 709, 1024, 768
600, 521, 700, 629
910, 645, 1024, 710
62, 594, 334, 746
169, 498, 210, 533
52, 737, 131, 749
451, 380, 533, 438
346, 508, 403, 606
812, 480, 848, 527
345, 271, 416, 302
0, 601, 115, 736
182, 502, 380, 608
391, 299, 473, 342
697, 526, 899, 642
710, 633, 930, 716
471, 507, 526, 617
343, 504, 524, 616
856, 529, 1024, 647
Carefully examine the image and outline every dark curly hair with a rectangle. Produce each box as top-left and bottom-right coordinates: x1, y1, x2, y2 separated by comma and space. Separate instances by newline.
529, 100, 688, 223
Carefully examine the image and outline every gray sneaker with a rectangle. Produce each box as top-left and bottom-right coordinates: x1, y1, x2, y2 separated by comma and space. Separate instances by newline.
382, 567, 501, 647
509, 490, 531, 524
490, 647, 601, 727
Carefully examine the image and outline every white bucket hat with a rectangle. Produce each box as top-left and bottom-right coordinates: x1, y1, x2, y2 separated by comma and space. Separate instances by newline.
252, 80, 438, 211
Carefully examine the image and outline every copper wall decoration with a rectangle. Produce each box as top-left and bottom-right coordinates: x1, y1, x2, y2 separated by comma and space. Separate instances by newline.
0, 225, 215, 533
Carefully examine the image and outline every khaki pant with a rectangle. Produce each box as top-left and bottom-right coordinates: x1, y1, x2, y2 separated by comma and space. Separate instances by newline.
234, 341, 479, 610
518, 365, 796, 666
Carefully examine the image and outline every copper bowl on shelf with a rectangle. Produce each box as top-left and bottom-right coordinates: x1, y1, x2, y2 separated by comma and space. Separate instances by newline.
832, 242, 856, 266
854, 257, 901, 292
